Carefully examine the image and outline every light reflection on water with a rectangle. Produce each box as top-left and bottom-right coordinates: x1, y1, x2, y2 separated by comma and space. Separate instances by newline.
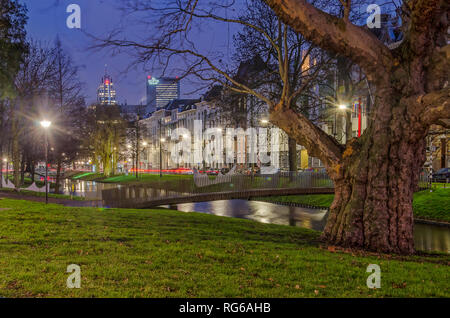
170, 200, 328, 230
62, 179, 118, 200
61, 180, 449, 253
414, 224, 450, 254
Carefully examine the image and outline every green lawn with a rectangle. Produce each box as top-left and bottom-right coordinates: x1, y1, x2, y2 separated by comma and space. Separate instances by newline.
413, 188, 450, 222
256, 188, 450, 223
431, 182, 450, 189
0, 198, 448, 298
255, 194, 335, 208
72, 172, 106, 181
101, 174, 193, 184
71, 173, 194, 189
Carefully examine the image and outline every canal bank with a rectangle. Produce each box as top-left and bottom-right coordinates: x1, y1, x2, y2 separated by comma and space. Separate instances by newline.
59, 179, 450, 253
165, 200, 450, 254
248, 198, 450, 228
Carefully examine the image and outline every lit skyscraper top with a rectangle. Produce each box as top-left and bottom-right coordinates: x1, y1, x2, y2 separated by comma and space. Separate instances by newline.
97, 73, 117, 105
146, 76, 180, 112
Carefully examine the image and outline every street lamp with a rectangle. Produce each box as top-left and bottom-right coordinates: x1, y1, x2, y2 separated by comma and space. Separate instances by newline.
40, 120, 51, 128
40, 120, 51, 204
141, 141, 148, 172
334, 104, 348, 139
2, 158, 7, 186
261, 119, 269, 125
160, 138, 166, 178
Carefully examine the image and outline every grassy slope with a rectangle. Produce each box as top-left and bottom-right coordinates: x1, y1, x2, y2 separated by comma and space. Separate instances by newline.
256, 188, 450, 223
0, 198, 448, 298
101, 174, 192, 184
413, 188, 450, 222
72, 172, 106, 181
256, 194, 335, 208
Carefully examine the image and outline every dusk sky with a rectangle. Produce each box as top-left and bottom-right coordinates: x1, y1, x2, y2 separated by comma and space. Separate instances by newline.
23, 0, 237, 105
23, 0, 387, 106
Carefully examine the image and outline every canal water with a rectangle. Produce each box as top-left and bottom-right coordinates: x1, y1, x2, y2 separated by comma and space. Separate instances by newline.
62, 180, 450, 253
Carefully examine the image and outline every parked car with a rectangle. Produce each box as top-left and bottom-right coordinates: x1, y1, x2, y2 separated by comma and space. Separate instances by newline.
432, 168, 450, 182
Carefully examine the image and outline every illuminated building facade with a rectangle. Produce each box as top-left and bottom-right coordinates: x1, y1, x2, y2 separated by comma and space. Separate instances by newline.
97, 74, 117, 105
146, 76, 180, 113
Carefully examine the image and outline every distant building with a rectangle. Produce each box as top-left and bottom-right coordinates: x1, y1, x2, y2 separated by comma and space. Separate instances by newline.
425, 124, 449, 172
139, 98, 199, 170
119, 103, 148, 119
97, 74, 117, 105
146, 76, 180, 112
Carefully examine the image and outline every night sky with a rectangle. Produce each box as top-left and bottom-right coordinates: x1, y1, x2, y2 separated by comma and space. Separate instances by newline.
23, 0, 389, 106
23, 0, 236, 105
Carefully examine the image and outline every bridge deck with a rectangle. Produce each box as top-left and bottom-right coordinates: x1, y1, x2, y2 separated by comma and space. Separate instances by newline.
102, 187, 335, 208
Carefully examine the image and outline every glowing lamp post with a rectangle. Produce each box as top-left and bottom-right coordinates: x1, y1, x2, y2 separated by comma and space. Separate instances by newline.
160, 138, 166, 178
142, 141, 148, 172
159, 119, 164, 178
40, 120, 52, 204
334, 104, 348, 139
2, 158, 7, 187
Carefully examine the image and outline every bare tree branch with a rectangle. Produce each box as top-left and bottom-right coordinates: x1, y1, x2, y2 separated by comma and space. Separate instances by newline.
265, 0, 394, 82
420, 87, 450, 126
270, 106, 343, 168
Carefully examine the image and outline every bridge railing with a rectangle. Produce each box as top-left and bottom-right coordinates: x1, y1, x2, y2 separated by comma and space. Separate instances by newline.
418, 170, 431, 190
101, 169, 433, 208
101, 171, 334, 208
193, 171, 333, 191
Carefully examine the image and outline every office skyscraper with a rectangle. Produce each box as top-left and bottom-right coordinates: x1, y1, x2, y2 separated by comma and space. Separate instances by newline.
97, 74, 117, 105
146, 76, 180, 112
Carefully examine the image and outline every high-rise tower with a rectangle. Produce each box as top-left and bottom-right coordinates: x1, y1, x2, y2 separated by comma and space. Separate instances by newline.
146, 76, 180, 112
97, 71, 117, 105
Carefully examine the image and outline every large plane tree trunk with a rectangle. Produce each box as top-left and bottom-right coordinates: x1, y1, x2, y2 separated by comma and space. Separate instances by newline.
271, 78, 445, 255
266, 0, 449, 255
322, 92, 428, 254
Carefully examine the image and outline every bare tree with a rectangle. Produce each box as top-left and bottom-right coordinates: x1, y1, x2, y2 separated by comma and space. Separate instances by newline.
48, 38, 86, 193
11, 41, 56, 188
230, 0, 333, 171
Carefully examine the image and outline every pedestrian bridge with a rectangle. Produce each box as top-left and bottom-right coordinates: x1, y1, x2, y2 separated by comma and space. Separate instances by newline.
102, 186, 335, 208
101, 171, 335, 208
